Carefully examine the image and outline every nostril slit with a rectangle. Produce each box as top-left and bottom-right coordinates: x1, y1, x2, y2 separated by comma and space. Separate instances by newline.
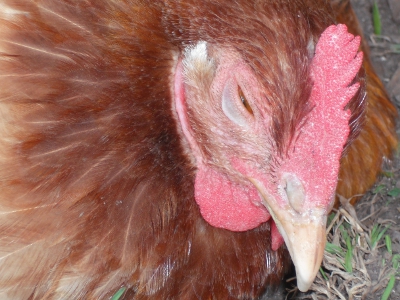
283, 173, 305, 214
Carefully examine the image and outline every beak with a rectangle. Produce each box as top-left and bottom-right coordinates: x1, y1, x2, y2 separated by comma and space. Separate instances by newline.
249, 178, 326, 292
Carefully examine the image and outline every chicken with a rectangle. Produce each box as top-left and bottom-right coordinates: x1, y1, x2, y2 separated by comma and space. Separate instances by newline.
0, 0, 396, 299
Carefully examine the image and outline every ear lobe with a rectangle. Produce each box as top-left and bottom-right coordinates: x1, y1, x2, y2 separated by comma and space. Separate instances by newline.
173, 58, 203, 161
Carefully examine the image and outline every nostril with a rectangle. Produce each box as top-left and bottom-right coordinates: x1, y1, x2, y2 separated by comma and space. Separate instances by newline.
283, 173, 305, 214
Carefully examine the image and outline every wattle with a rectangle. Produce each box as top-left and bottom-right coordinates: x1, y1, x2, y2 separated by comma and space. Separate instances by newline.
194, 164, 285, 249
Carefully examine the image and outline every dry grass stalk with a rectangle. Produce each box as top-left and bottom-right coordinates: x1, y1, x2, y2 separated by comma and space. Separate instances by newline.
289, 195, 398, 300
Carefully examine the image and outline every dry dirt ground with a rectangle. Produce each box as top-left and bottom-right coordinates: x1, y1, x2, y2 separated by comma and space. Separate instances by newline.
287, 1, 400, 299
349, 0, 400, 299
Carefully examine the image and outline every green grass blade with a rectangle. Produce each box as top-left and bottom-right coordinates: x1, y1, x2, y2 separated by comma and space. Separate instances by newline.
375, 226, 389, 247
325, 242, 344, 256
392, 254, 400, 270
381, 275, 395, 300
344, 249, 353, 273
388, 187, 400, 197
340, 225, 350, 239
370, 225, 390, 249
327, 212, 336, 227
372, 1, 382, 35
111, 287, 126, 300
344, 235, 353, 273
319, 267, 329, 281
385, 235, 392, 255
373, 184, 386, 194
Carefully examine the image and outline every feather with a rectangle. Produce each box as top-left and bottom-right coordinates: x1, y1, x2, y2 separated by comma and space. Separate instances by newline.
0, 1, 396, 299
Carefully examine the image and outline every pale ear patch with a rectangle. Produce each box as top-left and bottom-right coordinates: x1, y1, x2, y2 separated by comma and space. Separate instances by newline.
307, 38, 315, 58
182, 41, 215, 89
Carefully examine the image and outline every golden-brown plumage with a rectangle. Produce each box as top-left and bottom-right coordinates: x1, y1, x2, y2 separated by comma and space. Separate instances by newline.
0, 0, 395, 299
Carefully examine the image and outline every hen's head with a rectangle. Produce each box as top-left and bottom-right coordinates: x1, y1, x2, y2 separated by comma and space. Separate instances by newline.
174, 24, 363, 291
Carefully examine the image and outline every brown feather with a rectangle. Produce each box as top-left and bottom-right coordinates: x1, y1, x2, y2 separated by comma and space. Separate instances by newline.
0, 1, 292, 299
0, 0, 395, 299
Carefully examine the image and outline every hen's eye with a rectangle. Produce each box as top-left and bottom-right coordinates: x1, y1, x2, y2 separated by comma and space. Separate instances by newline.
238, 86, 253, 115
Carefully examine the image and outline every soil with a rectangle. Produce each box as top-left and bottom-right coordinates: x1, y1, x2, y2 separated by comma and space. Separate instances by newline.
352, 0, 400, 299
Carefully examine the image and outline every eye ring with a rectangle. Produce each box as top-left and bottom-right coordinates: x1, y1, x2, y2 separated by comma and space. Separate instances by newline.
238, 86, 253, 115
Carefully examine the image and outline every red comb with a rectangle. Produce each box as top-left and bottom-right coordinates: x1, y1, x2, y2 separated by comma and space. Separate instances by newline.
280, 24, 363, 209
